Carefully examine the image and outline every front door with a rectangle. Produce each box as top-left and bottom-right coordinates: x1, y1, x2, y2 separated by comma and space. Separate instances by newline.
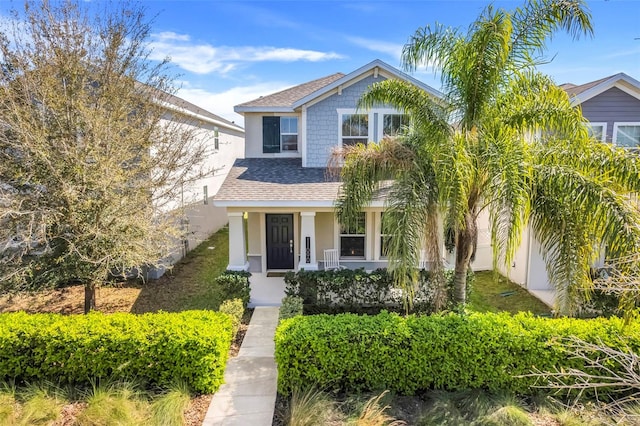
266, 214, 294, 269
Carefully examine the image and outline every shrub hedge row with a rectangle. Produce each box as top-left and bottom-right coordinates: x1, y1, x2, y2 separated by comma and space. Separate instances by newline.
275, 311, 640, 396
0, 310, 233, 393
284, 268, 473, 313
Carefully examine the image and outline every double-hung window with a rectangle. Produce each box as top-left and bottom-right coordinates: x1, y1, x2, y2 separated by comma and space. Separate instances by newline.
340, 213, 365, 258
586, 122, 607, 142
262, 116, 298, 153
341, 114, 369, 147
613, 122, 640, 148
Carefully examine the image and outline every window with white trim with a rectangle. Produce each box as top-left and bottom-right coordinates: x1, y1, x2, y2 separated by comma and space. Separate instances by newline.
340, 213, 365, 258
341, 114, 369, 147
280, 117, 298, 151
613, 122, 640, 148
379, 212, 392, 258
203, 185, 208, 205
382, 114, 407, 137
586, 122, 606, 142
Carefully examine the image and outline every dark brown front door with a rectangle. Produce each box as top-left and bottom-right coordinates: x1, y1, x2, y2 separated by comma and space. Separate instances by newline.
266, 214, 294, 269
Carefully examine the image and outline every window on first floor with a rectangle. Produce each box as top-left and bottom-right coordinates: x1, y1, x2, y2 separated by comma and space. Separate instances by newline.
340, 212, 365, 257
586, 122, 607, 142
379, 212, 392, 258
263, 116, 298, 153
613, 123, 640, 148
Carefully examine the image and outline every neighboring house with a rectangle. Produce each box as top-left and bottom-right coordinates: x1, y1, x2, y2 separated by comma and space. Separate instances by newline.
214, 59, 464, 273
499, 73, 640, 303
159, 93, 245, 265
0, 91, 245, 277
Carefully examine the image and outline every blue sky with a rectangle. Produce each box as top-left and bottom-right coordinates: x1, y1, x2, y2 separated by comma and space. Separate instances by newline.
4, 1, 640, 125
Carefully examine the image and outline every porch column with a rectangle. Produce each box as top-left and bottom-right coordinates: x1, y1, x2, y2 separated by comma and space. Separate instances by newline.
299, 212, 318, 270
227, 212, 249, 271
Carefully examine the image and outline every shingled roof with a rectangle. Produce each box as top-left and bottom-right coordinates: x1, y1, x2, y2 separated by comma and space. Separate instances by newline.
560, 75, 612, 98
214, 158, 340, 205
235, 73, 345, 110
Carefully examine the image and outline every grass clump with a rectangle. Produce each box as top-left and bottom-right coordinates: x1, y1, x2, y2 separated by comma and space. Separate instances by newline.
17, 383, 67, 426
76, 382, 149, 426
0, 392, 16, 425
286, 387, 337, 426
478, 405, 532, 426
150, 382, 191, 426
351, 391, 405, 426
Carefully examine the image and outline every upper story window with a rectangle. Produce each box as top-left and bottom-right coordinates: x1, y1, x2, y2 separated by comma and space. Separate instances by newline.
613, 122, 640, 148
214, 127, 220, 150
338, 109, 405, 148
341, 114, 369, 147
262, 116, 298, 153
586, 122, 606, 142
382, 114, 407, 137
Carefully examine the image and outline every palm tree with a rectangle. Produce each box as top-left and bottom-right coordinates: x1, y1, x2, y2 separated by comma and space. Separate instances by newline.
334, 0, 640, 313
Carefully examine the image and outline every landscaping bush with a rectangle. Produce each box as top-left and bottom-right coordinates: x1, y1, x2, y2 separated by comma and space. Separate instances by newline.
279, 296, 304, 321
219, 298, 244, 335
284, 268, 472, 313
275, 311, 640, 396
0, 310, 233, 393
215, 270, 251, 308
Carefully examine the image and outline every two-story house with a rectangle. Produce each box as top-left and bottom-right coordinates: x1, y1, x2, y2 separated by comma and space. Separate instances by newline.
500, 72, 640, 306
214, 60, 444, 273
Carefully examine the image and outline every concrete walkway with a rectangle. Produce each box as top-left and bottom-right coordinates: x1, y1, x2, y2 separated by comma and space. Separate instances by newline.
248, 273, 286, 307
202, 306, 280, 426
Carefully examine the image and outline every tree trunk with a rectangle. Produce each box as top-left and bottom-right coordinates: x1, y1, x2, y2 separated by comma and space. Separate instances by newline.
84, 282, 96, 314
454, 217, 476, 304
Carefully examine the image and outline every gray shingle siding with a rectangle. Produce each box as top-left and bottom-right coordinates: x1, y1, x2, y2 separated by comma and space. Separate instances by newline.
306, 75, 387, 167
581, 87, 640, 142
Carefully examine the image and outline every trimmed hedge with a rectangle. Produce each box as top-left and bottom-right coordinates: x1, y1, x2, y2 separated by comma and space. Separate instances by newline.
284, 268, 473, 313
0, 310, 233, 393
275, 311, 640, 395
215, 270, 251, 308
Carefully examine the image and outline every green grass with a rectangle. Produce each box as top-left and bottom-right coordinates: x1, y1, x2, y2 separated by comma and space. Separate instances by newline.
468, 271, 552, 315
150, 382, 191, 426
131, 226, 231, 313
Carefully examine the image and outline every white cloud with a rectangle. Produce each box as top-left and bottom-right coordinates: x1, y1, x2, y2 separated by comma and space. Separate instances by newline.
346, 36, 404, 62
149, 33, 344, 75
176, 82, 294, 127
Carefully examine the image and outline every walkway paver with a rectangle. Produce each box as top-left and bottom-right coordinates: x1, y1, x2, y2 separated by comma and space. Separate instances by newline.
203, 306, 280, 426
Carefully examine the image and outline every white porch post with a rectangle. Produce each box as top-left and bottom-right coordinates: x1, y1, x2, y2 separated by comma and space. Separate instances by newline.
227, 212, 249, 271
299, 212, 318, 270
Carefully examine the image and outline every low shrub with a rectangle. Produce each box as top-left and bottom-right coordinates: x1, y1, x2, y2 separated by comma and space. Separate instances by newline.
219, 298, 245, 335
275, 311, 640, 396
215, 271, 251, 308
284, 268, 472, 314
279, 296, 304, 321
0, 310, 233, 394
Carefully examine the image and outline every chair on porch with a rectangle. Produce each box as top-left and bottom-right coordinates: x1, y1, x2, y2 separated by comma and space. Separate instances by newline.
324, 249, 344, 270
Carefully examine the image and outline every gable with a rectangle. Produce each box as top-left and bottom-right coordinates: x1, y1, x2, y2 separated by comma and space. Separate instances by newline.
580, 87, 640, 124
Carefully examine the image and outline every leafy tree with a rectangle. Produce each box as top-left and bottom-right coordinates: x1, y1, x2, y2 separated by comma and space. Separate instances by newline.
334, 0, 640, 313
0, 0, 210, 312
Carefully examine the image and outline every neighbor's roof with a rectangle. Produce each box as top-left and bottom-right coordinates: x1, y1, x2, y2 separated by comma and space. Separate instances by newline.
560, 73, 640, 105
164, 91, 243, 132
213, 158, 389, 208
234, 59, 444, 114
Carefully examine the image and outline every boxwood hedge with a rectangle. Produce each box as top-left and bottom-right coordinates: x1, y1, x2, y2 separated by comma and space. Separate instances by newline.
275, 311, 640, 395
0, 310, 233, 393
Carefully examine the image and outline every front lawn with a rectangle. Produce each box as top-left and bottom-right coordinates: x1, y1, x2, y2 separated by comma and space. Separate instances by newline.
0, 226, 231, 314
468, 270, 552, 315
